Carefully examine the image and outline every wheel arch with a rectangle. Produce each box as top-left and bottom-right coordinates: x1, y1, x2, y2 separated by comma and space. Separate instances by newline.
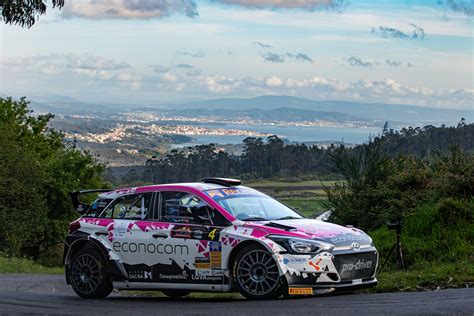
226, 239, 277, 285
64, 238, 128, 284
227, 240, 269, 270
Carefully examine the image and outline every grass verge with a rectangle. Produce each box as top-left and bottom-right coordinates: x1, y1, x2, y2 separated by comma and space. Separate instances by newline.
0, 254, 63, 274
366, 261, 473, 293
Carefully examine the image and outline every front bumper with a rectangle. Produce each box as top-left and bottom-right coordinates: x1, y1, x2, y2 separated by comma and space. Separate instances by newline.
277, 247, 379, 290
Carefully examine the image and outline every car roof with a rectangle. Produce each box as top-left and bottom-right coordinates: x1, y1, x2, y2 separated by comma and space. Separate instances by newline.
97, 182, 246, 200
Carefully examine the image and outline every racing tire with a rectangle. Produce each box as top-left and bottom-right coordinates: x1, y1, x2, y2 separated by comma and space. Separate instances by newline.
233, 245, 284, 300
162, 290, 191, 298
69, 245, 113, 299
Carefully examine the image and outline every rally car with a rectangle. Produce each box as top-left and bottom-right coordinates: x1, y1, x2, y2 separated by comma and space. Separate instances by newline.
64, 178, 378, 299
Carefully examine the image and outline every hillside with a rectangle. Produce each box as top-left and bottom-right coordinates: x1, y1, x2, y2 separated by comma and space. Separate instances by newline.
170, 95, 472, 125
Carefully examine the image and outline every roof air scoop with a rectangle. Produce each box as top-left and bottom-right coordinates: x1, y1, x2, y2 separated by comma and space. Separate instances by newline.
200, 177, 241, 187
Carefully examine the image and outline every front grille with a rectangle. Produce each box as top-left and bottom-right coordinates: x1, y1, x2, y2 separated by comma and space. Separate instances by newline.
334, 251, 377, 281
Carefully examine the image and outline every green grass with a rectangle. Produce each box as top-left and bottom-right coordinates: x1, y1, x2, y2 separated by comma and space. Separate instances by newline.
282, 198, 327, 217
365, 262, 474, 293
0, 254, 63, 274
246, 179, 339, 188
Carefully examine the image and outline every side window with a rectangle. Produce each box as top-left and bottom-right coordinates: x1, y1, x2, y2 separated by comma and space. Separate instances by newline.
161, 191, 212, 225
84, 199, 112, 218
103, 193, 153, 220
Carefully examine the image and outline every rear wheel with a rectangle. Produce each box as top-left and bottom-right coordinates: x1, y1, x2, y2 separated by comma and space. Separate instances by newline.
162, 290, 191, 298
69, 246, 113, 299
233, 245, 283, 300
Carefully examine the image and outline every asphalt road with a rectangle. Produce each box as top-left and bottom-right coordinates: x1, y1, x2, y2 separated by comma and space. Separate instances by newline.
0, 274, 473, 315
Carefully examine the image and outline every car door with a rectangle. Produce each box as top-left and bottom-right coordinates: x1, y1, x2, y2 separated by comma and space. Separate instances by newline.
100, 191, 157, 282
155, 190, 227, 285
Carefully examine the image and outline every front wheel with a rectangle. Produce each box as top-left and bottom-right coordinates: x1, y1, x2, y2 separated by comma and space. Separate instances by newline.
233, 245, 284, 300
69, 246, 113, 299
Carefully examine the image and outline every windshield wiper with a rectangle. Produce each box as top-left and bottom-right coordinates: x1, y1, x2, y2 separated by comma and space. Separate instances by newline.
241, 216, 267, 221
275, 216, 301, 220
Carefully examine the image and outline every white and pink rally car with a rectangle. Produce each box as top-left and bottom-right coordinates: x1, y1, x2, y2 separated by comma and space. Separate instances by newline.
64, 178, 378, 299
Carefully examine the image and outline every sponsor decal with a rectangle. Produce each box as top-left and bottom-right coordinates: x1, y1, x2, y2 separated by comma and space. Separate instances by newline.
209, 241, 222, 269
341, 259, 373, 274
206, 190, 224, 198
205, 187, 261, 200
209, 241, 222, 252
113, 221, 128, 239
283, 257, 307, 265
159, 271, 188, 281
196, 269, 224, 277
113, 242, 189, 255
192, 229, 203, 239
309, 258, 322, 271
288, 287, 313, 295
195, 257, 211, 270
171, 226, 193, 239
330, 235, 369, 244
128, 269, 152, 280
191, 275, 223, 282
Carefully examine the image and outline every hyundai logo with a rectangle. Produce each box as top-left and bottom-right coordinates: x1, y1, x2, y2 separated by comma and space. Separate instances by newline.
351, 242, 361, 251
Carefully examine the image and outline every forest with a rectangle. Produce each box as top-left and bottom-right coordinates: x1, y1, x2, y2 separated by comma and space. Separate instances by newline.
140, 120, 473, 184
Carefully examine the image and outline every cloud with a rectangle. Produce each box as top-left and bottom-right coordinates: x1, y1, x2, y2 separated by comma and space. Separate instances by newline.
176, 50, 205, 58
371, 24, 425, 40
61, 0, 198, 20
174, 63, 194, 69
261, 52, 313, 63
347, 56, 372, 68
4, 54, 472, 109
265, 75, 284, 87
252, 41, 273, 48
287, 53, 313, 63
68, 55, 132, 70
150, 65, 171, 73
205, 76, 239, 93
385, 59, 402, 67
212, 0, 347, 11
444, 0, 474, 16
261, 52, 285, 63
186, 69, 202, 76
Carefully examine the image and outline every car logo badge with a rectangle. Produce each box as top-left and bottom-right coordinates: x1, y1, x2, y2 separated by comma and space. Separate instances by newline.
351, 242, 361, 251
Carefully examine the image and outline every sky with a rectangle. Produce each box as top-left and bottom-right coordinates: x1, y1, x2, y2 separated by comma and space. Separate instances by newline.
0, 0, 473, 109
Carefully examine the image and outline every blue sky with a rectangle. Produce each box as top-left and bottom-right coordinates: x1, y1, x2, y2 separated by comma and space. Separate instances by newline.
0, 0, 472, 109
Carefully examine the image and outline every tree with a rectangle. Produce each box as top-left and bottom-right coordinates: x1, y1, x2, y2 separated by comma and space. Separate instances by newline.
1, 0, 64, 28
0, 97, 107, 259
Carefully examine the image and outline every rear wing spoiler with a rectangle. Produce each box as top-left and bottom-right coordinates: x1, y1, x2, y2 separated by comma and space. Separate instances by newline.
70, 189, 112, 213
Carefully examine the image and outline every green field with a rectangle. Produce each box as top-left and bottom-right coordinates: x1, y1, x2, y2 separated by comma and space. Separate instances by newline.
246, 179, 334, 218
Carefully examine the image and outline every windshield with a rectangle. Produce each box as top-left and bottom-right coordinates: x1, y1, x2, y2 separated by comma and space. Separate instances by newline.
204, 187, 302, 221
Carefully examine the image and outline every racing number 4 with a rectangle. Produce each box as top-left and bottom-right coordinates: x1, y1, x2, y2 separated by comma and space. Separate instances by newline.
208, 228, 217, 240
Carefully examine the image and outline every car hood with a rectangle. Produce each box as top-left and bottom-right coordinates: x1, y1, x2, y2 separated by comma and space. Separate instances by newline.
245, 218, 372, 247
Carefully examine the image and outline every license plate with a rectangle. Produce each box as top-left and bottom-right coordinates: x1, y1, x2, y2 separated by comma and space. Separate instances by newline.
352, 278, 362, 285
289, 287, 313, 295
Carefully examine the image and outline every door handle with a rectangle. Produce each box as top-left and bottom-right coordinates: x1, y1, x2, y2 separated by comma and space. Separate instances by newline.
95, 231, 108, 236
152, 233, 167, 239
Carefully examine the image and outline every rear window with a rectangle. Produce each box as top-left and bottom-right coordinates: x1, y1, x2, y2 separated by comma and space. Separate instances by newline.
83, 199, 112, 218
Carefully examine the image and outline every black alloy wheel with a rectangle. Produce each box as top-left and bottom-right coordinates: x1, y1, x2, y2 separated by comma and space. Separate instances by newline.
234, 245, 284, 299
69, 246, 113, 299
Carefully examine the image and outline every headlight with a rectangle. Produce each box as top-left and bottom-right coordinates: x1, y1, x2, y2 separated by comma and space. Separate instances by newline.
267, 235, 334, 254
